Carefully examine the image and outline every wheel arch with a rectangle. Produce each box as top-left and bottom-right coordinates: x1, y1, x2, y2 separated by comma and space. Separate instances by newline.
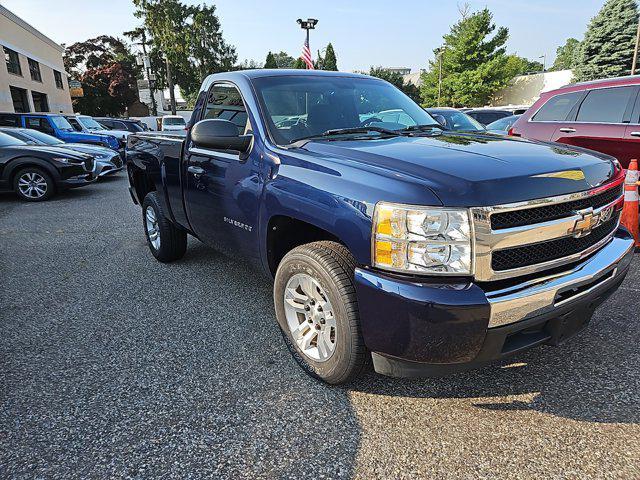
3, 156, 61, 186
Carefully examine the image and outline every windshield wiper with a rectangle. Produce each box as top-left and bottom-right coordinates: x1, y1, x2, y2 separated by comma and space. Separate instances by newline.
290, 126, 408, 146
401, 124, 448, 132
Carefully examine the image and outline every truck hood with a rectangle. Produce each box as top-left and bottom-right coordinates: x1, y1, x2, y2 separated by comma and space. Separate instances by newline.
301, 133, 617, 206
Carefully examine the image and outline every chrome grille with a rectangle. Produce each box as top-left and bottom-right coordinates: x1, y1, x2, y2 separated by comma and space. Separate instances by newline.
491, 215, 620, 271
490, 184, 623, 229
471, 181, 623, 282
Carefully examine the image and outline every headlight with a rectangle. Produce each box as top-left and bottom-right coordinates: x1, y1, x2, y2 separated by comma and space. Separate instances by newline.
372, 202, 473, 275
53, 157, 82, 164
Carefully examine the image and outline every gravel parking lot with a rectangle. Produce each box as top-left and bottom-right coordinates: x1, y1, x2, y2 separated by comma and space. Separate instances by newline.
1, 174, 639, 479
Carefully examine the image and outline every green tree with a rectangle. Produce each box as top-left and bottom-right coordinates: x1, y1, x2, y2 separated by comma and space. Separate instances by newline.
264, 51, 277, 68
132, 0, 236, 101
420, 8, 514, 107
574, 0, 639, 81
292, 57, 306, 69
368, 67, 422, 103
550, 38, 581, 71
272, 51, 296, 68
323, 43, 338, 70
64, 36, 141, 116
505, 55, 544, 75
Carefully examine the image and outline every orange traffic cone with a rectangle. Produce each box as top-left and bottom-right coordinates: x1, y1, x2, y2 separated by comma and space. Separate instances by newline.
620, 158, 639, 248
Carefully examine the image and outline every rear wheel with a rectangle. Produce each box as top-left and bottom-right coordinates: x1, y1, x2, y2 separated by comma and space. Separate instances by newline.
142, 192, 187, 262
274, 241, 367, 384
13, 167, 54, 202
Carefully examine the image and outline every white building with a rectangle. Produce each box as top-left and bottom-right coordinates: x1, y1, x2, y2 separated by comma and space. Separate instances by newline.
0, 5, 72, 113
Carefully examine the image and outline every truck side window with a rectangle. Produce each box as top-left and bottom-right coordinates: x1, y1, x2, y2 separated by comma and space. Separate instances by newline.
532, 92, 583, 122
67, 117, 83, 131
25, 117, 54, 134
203, 84, 249, 134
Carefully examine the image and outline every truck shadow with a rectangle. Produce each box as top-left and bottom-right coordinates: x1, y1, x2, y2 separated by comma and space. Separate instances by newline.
348, 310, 639, 424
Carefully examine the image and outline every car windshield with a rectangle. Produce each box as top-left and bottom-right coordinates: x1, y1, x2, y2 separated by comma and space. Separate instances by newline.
50, 116, 75, 132
0, 131, 27, 147
78, 116, 106, 130
486, 115, 518, 131
252, 75, 441, 144
20, 129, 64, 145
163, 117, 185, 126
431, 110, 485, 132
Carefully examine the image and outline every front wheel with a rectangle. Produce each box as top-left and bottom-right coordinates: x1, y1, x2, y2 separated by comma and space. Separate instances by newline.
142, 192, 187, 262
274, 241, 368, 384
13, 167, 54, 201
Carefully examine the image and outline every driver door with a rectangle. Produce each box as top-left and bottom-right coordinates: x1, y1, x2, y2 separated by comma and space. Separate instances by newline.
183, 82, 263, 259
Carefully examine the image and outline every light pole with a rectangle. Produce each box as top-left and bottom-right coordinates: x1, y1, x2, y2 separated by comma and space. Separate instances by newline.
297, 18, 318, 69
539, 54, 546, 72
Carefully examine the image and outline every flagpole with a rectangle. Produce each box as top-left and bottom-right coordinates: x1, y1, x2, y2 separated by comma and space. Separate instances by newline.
297, 18, 318, 69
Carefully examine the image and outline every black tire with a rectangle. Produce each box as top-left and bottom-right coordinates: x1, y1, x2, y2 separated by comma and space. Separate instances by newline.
13, 167, 55, 202
142, 192, 187, 262
274, 241, 368, 385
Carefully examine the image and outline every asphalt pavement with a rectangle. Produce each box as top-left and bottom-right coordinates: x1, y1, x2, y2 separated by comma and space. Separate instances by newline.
1, 175, 639, 479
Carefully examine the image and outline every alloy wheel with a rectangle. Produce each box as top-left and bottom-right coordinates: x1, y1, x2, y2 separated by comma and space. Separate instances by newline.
283, 273, 337, 362
17, 172, 47, 199
145, 206, 161, 250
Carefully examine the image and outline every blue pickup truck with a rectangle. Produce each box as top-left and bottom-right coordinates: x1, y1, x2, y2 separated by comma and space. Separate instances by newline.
126, 70, 634, 384
0, 113, 120, 151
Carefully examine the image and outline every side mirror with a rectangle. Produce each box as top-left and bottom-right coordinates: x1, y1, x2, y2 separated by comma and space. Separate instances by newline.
432, 114, 447, 127
191, 119, 252, 153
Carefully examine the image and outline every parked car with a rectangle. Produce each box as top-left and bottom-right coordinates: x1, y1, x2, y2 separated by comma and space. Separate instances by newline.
0, 131, 94, 201
425, 107, 486, 132
510, 75, 640, 169
465, 108, 515, 126
127, 70, 632, 384
485, 114, 521, 135
160, 115, 186, 131
65, 115, 128, 150
96, 117, 148, 133
0, 113, 120, 151
0, 127, 123, 178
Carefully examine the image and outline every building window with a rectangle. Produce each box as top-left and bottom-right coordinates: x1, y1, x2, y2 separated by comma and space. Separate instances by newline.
54, 70, 64, 89
31, 91, 49, 112
28, 58, 42, 82
4, 46, 22, 76
10, 86, 30, 112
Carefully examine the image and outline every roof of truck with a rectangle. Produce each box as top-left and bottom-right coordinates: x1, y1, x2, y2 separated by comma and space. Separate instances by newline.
237, 69, 369, 79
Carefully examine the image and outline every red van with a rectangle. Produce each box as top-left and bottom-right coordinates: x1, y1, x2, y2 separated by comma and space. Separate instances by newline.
510, 75, 640, 169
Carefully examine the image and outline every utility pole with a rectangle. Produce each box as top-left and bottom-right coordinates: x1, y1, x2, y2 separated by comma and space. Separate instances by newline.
137, 32, 157, 116
163, 53, 177, 115
437, 47, 444, 107
633, 18, 640, 75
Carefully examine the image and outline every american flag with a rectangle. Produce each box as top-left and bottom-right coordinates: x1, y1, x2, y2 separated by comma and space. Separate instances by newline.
301, 38, 314, 70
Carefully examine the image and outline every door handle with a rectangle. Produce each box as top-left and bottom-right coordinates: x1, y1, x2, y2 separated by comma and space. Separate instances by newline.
188, 166, 205, 177
559, 127, 577, 133
630, 131, 640, 137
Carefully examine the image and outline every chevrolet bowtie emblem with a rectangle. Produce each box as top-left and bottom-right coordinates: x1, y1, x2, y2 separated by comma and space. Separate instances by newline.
569, 206, 613, 238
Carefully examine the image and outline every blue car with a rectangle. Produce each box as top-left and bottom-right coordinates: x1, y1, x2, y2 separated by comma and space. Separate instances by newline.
0, 112, 120, 151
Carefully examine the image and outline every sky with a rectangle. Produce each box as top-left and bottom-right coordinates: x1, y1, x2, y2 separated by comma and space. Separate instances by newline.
1, 0, 607, 72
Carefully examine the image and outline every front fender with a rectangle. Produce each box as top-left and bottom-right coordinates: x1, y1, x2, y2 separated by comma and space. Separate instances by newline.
2, 156, 61, 184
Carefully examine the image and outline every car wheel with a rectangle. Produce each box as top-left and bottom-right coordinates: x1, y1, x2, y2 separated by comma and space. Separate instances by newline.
13, 167, 55, 202
142, 192, 187, 262
274, 241, 368, 384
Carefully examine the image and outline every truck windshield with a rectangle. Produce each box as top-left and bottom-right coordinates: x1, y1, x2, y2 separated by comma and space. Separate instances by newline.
0, 131, 27, 147
163, 117, 185, 126
252, 76, 440, 145
78, 116, 106, 130
50, 116, 75, 132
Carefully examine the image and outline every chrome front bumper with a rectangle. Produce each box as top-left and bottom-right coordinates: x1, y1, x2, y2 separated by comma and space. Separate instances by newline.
486, 229, 635, 328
